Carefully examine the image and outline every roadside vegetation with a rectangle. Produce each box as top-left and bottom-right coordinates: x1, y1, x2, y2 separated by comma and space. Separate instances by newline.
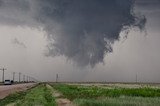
52, 84, 160, 106
0, 83, 56, 106
0, 84, 38, 106
16, 84, 56, 106
0, 90, 27, 106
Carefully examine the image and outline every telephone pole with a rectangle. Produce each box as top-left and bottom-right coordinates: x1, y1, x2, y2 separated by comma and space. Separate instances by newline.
27, 76, 28, 82
0, 68, 7, 82
136, 73, 138, 83
56, 74, 58, 83
19, 72, 21, 82
23, 75, 25, 82
28, 76, 31, 82
13, 72, 15, 82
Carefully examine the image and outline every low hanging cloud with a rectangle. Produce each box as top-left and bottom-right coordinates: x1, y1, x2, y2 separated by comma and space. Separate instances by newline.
12, 38, 27, 48
0, 0, 146, 67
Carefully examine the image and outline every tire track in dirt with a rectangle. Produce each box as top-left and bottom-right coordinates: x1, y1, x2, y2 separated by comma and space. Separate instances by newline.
46, 84, 76, 106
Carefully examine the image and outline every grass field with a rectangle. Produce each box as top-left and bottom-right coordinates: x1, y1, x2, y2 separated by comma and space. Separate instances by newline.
73, 97, 160, 106
1, 83, 160, 106
52, 83, 160, 106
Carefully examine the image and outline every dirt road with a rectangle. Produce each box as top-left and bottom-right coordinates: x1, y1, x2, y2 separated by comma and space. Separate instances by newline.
46, 85, 75, 106
0, 83, 36, 99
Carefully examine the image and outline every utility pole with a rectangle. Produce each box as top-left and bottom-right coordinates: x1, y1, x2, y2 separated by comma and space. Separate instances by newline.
23, 75, 25, 82
19, 72, 21, 82
27, 76, 28, 82
136, 73, 138, 83
29, 76, 30, 82
31, 77, 33, 82
13, 72, 15, 82
0, 68, 7, 82
56, 74, 58, 83
30, 77, 32, 82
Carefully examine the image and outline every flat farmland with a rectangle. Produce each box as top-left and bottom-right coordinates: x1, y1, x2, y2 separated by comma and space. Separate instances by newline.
52, 83, 160, 106
1, 83, 160, 106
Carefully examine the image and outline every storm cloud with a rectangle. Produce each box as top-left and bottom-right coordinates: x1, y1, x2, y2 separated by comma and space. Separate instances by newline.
0, 0, 146, 67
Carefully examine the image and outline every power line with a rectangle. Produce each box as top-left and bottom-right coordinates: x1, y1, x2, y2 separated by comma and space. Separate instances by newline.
0, 67, 38, 83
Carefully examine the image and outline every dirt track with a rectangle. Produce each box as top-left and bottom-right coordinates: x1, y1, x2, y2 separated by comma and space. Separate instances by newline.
0, 83, 36, 99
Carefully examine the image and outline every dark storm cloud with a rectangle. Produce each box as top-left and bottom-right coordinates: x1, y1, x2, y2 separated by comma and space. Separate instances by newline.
136, 0, 160, 13
0, 0, 146, 67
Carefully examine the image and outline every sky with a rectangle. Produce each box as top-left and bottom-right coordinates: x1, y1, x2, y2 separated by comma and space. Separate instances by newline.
0, 0, 160, 82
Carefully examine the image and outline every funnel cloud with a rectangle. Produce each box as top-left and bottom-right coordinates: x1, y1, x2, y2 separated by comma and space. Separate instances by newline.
0, 0, 146, 67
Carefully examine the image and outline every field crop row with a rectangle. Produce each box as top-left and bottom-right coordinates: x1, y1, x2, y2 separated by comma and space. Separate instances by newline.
52, 84, 160, 100
16, 84, 56, 106
52, 84, 160, 106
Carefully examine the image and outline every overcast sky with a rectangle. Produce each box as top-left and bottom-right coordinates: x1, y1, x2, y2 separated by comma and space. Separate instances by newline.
0, 0, 160, 82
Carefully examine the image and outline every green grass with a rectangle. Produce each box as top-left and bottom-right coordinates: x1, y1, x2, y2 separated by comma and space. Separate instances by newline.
16, 84, 56, 106
0, 84, 38, 106
0, 84, 56, 106
52, 84, 160, 106
73, 97, 160, 106
52, 84, 160, 100
0, 90, 27, 106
